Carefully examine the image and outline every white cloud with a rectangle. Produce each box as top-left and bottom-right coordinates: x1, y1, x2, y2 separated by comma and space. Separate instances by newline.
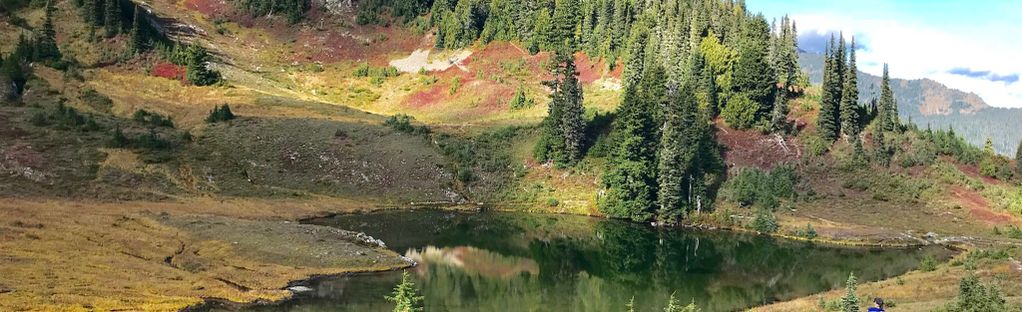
792, 13, 1022, 108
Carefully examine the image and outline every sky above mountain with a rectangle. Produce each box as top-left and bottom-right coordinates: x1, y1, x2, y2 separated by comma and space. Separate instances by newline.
748, 0, 1022, 108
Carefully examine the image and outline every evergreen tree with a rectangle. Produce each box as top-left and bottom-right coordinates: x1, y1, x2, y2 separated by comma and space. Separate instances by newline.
841, 272, 860, 312
657, 79, 696, 224
35, 0, 62, 62
129, 4, 146, 54
535, 49, 585, 166
769, 89, 789, 134
621, 21, 649, 90
732, 14, 775, 117
549, 0, 579, 52
1016, 139, 1022, 176
850, 135, 866, 163
817, 35, 840, 140
878, 64, 898, 132
385, 271, 424, 312
601, 66, 663, 222
559, 53, 586, 163
81, 0, 99, 38
185, 45, 221, 86
774, 16, 799, 91
104, 0, 121, 37
839, 38, 860, 137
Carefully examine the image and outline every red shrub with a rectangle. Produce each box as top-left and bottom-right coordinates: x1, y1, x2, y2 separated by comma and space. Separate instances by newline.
152, 63, 186, 82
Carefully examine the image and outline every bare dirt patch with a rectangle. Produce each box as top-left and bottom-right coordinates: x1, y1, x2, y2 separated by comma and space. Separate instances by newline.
950, 185, 1017, 225
718, 123, 802, 169
390, 49, 473, 73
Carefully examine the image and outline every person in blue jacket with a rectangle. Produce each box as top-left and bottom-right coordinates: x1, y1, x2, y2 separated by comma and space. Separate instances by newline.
867, 297, 885, 312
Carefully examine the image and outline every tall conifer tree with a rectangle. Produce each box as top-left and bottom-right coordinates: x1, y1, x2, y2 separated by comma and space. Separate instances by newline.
878, 63, 898, 132
104, 0, 121, 37
35, 1, 62, 62
840, 38, 860, 137
817, 35, 840, 140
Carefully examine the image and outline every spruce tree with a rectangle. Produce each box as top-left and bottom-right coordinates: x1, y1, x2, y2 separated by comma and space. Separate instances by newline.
385, 271, 424, 312
1016, 139, 1022, 176
535, 49, 585, 166
129, 4, 146, 54
878, 64, 898, 132
601, 66, 663, 222
549, 0, 579, 52
35, 0, 62, 62
657, 80, 695, 224
817, 36, 840, 141
732, 14, 775, 117
559, 53, 585, 163
104, 0, 121, 37
841, 273, 860, 312
185, 45, 220, 86
621, 21, 649, 90
839, 38, 860, 137
770, 89, 789, 134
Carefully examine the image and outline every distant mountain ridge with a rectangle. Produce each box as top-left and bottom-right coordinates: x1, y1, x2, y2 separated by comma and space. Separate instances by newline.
799, 52, 1022, 155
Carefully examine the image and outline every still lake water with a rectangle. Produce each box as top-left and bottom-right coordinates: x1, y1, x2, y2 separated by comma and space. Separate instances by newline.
234, 210, 952, 312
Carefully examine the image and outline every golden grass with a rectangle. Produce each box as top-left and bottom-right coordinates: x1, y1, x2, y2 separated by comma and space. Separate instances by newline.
0, 198, 408, 311
751, 250, 1022, 312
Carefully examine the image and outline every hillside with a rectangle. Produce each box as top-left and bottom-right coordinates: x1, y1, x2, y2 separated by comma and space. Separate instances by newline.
801, 52, 1022, 155
1, 0, 1022, 311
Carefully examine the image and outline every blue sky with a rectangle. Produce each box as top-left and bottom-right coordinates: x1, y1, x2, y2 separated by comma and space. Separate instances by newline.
746, 0, 1022, 108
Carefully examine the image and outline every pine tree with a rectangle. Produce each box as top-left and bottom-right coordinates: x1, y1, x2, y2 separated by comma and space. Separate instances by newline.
385, 271, 424, 312
549, 0, 579, 52
621, 21, 649, 90
129, 4, 146, 54
878, 64, 898, 132
841, 273, 860, 312
732, 14, 775, 117
1016, 139, 1022, 176
817, 35, 840, 140
770, 89, 789, 134
185, 45, 220, 86
774, 16, 799, 91
104, 0, 121, 37
601, 66, 663, 222
852, 135, 866, 163
559, 53, 585, 163
657, 79, 695, 224
839, 38, 860, 137
535, 49, 585, 166
35, 0, 62, 62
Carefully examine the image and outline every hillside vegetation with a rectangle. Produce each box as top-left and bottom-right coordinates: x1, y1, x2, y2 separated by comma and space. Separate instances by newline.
1, 0, 1022, 310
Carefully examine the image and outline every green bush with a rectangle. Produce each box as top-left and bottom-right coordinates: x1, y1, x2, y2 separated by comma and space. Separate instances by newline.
133, 109, 174, 128
721, 94, 759, 129
750, 208, 778, 233
32, 102, 100, 131
795, 223, 817, 239
384, 114, 430, 135
919, 255, 937, 272
449, 77, 461, 95
720, 166, 798, 209
802, 134, 829, 157
353, 63, 400, 79
508, 87, 535, 110
937, 275, 1013, 312
205, 104, 236, 123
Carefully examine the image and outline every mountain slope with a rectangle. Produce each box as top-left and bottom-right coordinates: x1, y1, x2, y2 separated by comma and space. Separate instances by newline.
800, 52, 1022, 154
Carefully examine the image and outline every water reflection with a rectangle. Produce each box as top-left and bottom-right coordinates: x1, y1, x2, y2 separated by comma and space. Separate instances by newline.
233, 211, 952, 312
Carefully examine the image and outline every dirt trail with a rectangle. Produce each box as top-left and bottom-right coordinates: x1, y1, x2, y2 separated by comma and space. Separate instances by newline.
950, 185, 1018, 225
390, 49, 473, 73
